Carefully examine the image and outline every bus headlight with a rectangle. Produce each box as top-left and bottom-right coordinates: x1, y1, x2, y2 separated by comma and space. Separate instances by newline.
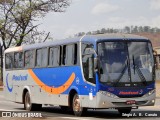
143, 89, 155, 97
99, 91, 119, 98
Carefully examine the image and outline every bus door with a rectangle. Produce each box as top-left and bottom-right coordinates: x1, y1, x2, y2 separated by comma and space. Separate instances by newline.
81, 42, 96, 107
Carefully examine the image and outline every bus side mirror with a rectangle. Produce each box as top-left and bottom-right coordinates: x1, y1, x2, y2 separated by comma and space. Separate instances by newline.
83, 48, 97, 55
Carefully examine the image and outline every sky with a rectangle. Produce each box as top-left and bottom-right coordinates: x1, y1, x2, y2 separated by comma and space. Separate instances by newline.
37, 0, 160, 39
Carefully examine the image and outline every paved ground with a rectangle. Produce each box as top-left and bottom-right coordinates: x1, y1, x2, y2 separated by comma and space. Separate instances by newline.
0, 80, 159, 120
0, 91, 160, 120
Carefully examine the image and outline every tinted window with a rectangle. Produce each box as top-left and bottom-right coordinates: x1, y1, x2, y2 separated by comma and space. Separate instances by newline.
36, 48, 48, 67
63, 44, 77, 66
49, 47, 60, 67
25, 50, 34, 68
36, 49, 41, 67
5, 53, 14, 69
41, 48, 48, 67
14, 52, 24, 68
66, 45, 74, 65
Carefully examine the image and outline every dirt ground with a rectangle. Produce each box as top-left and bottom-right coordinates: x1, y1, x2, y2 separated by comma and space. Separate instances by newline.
0, 81, 3, 86
156, 80, 160, 98
0, 81, 2, 86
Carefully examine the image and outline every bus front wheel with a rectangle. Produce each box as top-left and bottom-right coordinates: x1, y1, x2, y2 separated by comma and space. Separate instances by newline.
24, 91, 42, 111
72, 94, 86, 116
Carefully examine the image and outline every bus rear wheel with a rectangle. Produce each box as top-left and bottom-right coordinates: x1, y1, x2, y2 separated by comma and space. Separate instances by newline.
118, 107, 132, 114
72, 94, 86, 116
24, 91, 42, 111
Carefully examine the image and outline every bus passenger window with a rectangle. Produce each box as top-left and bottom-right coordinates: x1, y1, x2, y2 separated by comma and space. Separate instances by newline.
5, 53, 14, 69
41, 48, 48, 67
36, 49, 41, 67
25, 50, 34, 68
36, 48, 48, 67
63, 44, 77, 66
49, 47, 60, 67
66, 44, 76, 65
14, 52, 24, 68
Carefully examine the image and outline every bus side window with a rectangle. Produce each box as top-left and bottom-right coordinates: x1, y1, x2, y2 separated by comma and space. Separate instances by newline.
5, 53, 14, 69
25, 50, 34, 68
82, 43, 95, 84
14, 52, 24, 68
49, 46, 60, 67
62, 44, 77, 66
41, 48, 48, 67
36, 49, 41, 67
66, 44, 77, 66
35, 48, 48, 67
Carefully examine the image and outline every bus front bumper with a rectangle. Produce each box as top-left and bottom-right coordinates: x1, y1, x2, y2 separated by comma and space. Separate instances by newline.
96, 91, 155, 108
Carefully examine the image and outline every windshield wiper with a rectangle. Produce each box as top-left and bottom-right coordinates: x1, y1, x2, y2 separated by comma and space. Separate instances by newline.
132, 56, 147, 86
132, 56, 136, 74
114, 58, 128, 87
135, 65, 147, 86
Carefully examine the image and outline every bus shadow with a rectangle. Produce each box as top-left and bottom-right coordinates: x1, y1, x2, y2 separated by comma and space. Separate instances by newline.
41, 107, 121, 118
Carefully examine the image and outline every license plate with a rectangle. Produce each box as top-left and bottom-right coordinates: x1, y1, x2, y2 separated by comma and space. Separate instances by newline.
126, 100, 136, 105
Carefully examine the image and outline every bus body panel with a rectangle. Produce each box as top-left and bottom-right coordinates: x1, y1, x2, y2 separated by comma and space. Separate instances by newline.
4, 66, 98, 107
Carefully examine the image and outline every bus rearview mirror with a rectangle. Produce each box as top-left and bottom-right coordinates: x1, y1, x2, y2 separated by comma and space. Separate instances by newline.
83, 48, 97, 56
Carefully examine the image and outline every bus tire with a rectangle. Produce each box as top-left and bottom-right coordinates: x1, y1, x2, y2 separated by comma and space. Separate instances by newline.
24, 91, 42, 111
118, 107, 132, 114
72, 94, 86, 116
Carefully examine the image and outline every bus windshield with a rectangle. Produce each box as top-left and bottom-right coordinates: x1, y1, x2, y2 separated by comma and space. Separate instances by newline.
98, 41, 154, 86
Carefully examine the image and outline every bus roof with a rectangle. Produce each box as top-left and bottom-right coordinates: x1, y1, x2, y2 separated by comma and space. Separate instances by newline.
5, 33, 149, 53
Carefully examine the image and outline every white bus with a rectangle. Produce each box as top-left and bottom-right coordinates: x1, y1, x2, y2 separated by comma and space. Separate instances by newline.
3, 34, 156, 116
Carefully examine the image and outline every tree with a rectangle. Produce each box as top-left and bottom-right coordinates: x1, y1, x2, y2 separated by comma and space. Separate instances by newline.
86, 31, 91, 35
96, 30, 101, 34
100, 28, 107, 34
0, 0, 71, 49
143, 26, 150, 32
138, 26, 144, 33
132, 26, 138, 33
124, 26, 130, 33
75, 32, 85, 37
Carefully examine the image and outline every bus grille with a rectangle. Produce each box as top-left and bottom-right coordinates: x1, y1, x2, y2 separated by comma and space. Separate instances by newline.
117, 94, 143, 98
112, 101, 147, 106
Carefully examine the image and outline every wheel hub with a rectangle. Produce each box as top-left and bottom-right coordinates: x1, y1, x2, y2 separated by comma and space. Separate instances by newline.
73, 96, 81, 112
